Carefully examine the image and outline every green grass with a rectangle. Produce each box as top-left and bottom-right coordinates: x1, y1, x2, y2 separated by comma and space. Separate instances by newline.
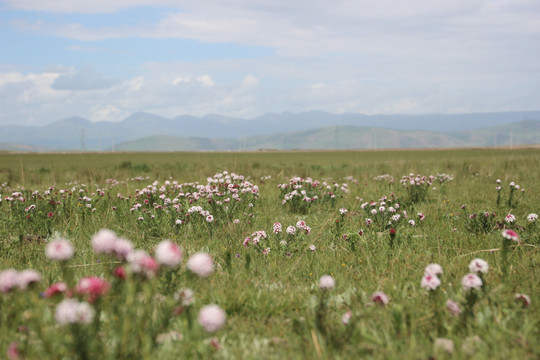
0, 148, 539, 359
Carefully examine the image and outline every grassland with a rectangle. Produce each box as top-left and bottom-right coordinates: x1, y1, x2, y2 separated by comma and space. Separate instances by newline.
0, 148, 539, 359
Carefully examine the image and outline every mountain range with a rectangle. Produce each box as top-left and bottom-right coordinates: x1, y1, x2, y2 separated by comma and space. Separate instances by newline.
0, 111, 539, 151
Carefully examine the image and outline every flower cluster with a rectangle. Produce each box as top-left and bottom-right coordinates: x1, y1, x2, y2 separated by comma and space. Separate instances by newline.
278, 176, 349, 213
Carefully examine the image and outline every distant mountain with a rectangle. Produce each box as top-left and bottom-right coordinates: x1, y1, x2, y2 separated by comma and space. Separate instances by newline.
0, 110, 538, 151
0, 142, 49, 152
112, 120, 540, 151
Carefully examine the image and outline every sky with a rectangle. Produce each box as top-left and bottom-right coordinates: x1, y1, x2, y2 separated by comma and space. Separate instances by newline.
0, 0, 539, 126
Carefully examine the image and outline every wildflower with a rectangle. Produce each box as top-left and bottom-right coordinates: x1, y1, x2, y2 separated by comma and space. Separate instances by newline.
504, 214, 516, 224
273, 222, 282, 233
424, 264, 443, 277
318, 275, 335, 290
113, 237, 134, 259
7, 342, 20, 360
262, 248, 271, 255
417, 212, 425, 220
408, 220, 416, 226
339, 208, 348, 215
198, 304, 226, 332
421, 274, 441, 290
17, 269, 41, 290
91, 229, 118, 255
0, 269, 19, 293
365, 218, 373, 226
309, 244, 316, 252
514, 293, 531, 308
174, 288, 195, 306
127, 250, 159, 278
113, 266, 126, 280
55, 299, 95, 324
462, 273, 483, 290
501, 229, 519, 242
496, 179, 501, 184
187, 252, 214, 278
468, 258, 489, 274
446, 300, 462, 316
371, 291, 389, 305
342, 311, 352, 324
46, 238, 74, 261
286, 226, 296, 235
155, 240, 183, 267
434, 338, 454, 354
206, 215, 214, 223
43, 282, 68, 297
76, 276, 110, 302
527, 213, 538, 223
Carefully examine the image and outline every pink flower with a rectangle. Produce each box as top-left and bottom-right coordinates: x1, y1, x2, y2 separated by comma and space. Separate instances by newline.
127, 250, 159, 278
43, 282, 68, 297
371, 291, 389, 305
501, 229, 519, 242
446, 300, 462, 316
286, 226, 296, 235
319, 275, 335, 290
0, 269, 19, 293
505, 214, 516, 224
309, 244, 316, 252
424, 264, 443, 276
462, 273, 483, 290
155, 240, 183, 267
17, 269, 41, 290
421, 274, 441, 290
76, 276, 110, 302
273, 222, 282, 233
46, 239, 74, 261
342, 311, 352, 324
198, 304, 226, 332
187, 252, 214, 278
91, 229, 118, 255
468, 258, 489, 274
7, 342, 20, 360
514, 293, 531, 307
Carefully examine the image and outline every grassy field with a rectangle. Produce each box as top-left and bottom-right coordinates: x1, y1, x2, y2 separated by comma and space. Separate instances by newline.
0, 148, 539, 359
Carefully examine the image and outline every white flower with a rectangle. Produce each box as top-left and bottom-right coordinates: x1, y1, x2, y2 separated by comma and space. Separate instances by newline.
309, 244, 316, 252
468, 258, 489, 274
527, 213, 538, 223
462, 273, 483, 290
198, 304, 226, 332
155, 240, 183, 267
187, 252, 214, 278
318, 275, 335, 290
339, 208, 348, 215
55, 299, 95, 324
286, 226, 296, 235
408, 220, 416, 226
46, 239, 74, 261
174, 288, 195, 306
505, 214, 516, 223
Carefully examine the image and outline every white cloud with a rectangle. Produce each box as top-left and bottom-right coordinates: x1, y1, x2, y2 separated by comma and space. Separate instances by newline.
172, 77, 190, 85
196, 75, 214, 87
241, 74, 258, 88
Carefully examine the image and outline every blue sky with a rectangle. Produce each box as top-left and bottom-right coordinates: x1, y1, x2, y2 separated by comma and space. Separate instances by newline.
0, 0, 539, 125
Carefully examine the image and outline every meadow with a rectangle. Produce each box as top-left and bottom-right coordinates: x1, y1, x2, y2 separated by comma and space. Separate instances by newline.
0, 148, 539, 359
